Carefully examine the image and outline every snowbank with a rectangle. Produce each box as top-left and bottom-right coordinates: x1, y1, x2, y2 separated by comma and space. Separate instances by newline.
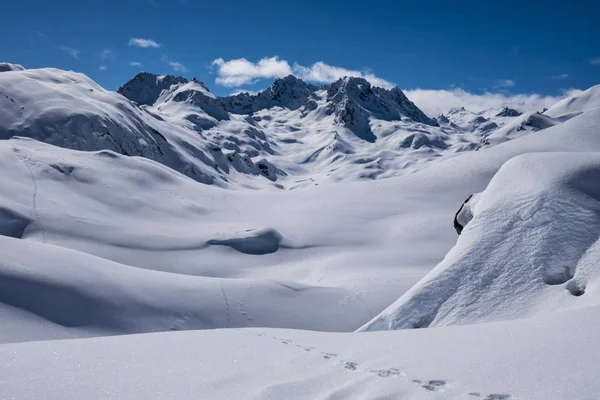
361, 151, 600, 330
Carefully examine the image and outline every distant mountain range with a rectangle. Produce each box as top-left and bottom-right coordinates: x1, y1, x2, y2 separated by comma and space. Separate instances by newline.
0, 64, 563, 188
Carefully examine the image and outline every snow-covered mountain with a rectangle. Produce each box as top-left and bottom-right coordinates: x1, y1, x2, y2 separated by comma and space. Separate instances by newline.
2, 65, 559, 189
2, 62, 600, 399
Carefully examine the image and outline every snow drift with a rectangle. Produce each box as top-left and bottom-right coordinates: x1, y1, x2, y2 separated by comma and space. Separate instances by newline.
361, 151, 600, 330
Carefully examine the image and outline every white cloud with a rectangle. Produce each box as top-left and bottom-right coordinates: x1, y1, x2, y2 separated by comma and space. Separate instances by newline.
590, 58, 600, 66
550, 74, 569, 80
403, 88, 582, 117
129, 38, 161, 48
229, 89, 259, 96
169, 61, 188, 73
211, 56, 394, 89
293, 61, 394, 89
212, 57, 292, 87
100, 48, 113, 60
60, 46, 80, 59
494, 79, 515, 88
129, 61, 143, 67
99, 65, 107, 71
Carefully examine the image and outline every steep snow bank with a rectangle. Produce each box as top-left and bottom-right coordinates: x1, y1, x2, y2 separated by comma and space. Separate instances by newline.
545, 84, 600, 118
361, 152, 600, 330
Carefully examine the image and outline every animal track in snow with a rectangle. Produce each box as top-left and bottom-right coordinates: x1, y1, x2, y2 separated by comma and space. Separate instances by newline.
264, 334, 511, 399
343, 361, 358, 371
371, 367, 403, 378
484, 395, 511, 400
422, 380, 447, 391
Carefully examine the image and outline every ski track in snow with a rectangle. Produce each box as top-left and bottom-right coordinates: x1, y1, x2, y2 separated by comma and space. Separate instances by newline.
257, 332, 513, 399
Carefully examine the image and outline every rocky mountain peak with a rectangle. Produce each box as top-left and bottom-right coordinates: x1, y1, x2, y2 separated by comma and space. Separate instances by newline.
118, 72, 188, 105
496, 107, 522, 117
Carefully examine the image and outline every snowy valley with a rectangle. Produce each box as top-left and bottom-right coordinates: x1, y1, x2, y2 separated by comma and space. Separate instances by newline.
1, 62, 600, 399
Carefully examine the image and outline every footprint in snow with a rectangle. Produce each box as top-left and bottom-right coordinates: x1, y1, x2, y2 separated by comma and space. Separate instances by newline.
371, 367, 403, 378
322, 353, 337, 360
484, 395, 511, 400
343, 361, 358, 371
422, 380, 447, 392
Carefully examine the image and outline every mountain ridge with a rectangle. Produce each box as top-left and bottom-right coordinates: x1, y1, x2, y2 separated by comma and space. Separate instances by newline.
0, 63, 578, 190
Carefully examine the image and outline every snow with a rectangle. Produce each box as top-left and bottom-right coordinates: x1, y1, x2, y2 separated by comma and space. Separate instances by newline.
362, 106, 600, 331
2, 307, 600, 400
0, 137, 450, 339
0, 62, 26, 72
1, 63, 600, 399
544, 84, 600, 118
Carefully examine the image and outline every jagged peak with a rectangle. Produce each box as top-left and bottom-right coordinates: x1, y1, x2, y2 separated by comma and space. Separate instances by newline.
436, 114, 450, 124
272, 74, 301, 84
130, 71, 188, 85
496, 106, 522, 117
118, 72, 189, 105
268, 74, 319, 95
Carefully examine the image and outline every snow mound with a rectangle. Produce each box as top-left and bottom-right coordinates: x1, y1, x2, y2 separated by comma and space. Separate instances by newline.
545, 85, 600, 118
207, 228, 283, 255
0, 62, 26, 72
361, 152, 600, 330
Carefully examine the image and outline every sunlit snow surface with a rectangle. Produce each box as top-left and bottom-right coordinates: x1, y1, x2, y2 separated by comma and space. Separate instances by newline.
1, 65, 600, 399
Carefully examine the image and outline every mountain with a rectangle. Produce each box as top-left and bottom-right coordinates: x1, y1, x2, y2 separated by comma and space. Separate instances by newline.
222, 75, 319, 113
117, 72, 188, 105
496, 106, 522, 117
0, 65, 578, 191
324, 77, 438, 142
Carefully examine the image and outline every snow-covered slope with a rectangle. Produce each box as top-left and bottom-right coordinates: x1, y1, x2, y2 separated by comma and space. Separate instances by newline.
361, 104, 600, 331
544, 83, 600, 118
0, 136, 460, 341
0, 68, 230, 185
3, 307, 600, 400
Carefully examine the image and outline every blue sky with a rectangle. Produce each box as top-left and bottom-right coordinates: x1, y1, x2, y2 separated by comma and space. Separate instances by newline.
2, 0, 599, 110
